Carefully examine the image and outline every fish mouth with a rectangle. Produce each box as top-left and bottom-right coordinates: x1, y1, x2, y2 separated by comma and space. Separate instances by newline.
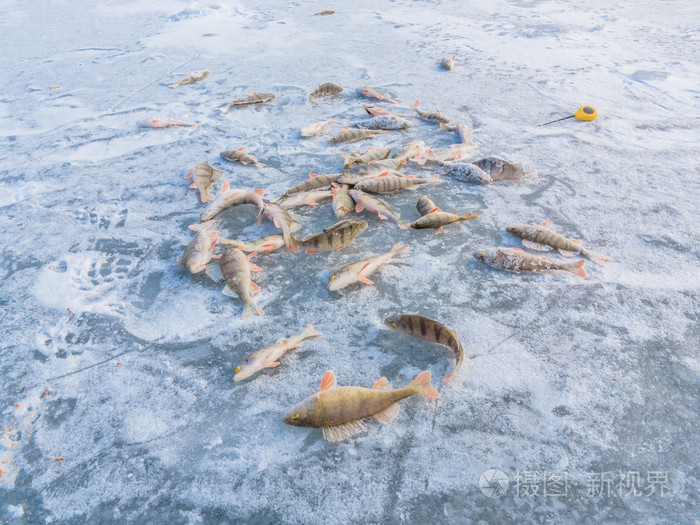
505, 226, 516, 234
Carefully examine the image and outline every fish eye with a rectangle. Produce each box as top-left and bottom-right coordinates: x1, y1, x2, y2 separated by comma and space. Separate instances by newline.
291, 413, 299, 420
389, 322, 396, 328
244, 359, 249, 364
234, 366, 240, 373
329, 275, 335, 280
479, 252, 485, 257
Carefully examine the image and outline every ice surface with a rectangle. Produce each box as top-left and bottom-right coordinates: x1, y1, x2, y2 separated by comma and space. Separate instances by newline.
1, 0, 699, 523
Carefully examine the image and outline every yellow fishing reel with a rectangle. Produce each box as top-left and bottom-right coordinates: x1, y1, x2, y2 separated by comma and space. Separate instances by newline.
538, 106, 597, 126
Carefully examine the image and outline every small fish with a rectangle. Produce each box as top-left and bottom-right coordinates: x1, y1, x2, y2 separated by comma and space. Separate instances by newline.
233, 324, 323, 382
409, 210, 478, 233
276, 189, 333, 210
349, 189, 408, 229
473, 157, 525, 181
341, 159, 407, 183
444, 162, 492, 184
473, 247, 587, 277
169, 70, 209, 89
354, 172, 439, 194
300, 219, 368, 253
392, 140, 426, 161
440, 56, 455, 71
216, 91, 275, 113
174, 221, 218, 274
200, 181, 265, 222
341, 146, 392, 169
218, 234, 286, 253
351, 115, 413, 130
331, 184, 354, 219
363, 104, 410, 117
328, 128, 389, 145
300, 119, 335, 138
384, 314, 464, 381
220, 147, 266, 168
328, 243, 409, 291
314, 9, 335, 15
185, 161, 222, 202
416, 195, 440, 216
216, 246, 264, 318
139, 119, 197, 128
356, 86, 400, 104
282, 369, 439, 442
263, 203, 300, 253
415, 144, 472, 166
284, 173, 343, 195
409, 100, 451, 124
438, 122, 472, 144
307, 83, 343, 101
506, 221, 611, 267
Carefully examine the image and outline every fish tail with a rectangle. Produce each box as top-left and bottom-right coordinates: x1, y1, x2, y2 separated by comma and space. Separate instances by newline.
284, 231, 300, 253
567, 260, 587, 278
301, 324, 323, 339
409, 99, 420, 110
585, 251, 611, 267
242, 299, 264, 320
397, 220, 410, 230
390, 243, 409, 255
409, 371, 440, 399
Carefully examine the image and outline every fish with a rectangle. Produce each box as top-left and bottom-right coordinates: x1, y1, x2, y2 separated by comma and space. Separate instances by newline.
314, 9, 334, 15
169, 70, 209, 89
139, 119, 197, 128
282, 369, 439, 442
416, 195, 440, 216
284, 173, 343, 195
263, 203, 300, 253
331, 184, 354, 219
216, 91, 275, 113
328, 128, 389, 145
349, 189, 409, 229
438, 122, 472, 144
392, 140, 426, 161
506, 221, 611, 267
384, 314, 464, 381
356, 86, 400, 104
300, 119, 335, 138
409, 100, 451, 124
409, 210, 479, 233
220, 147, 266, 168
440, 56, 455, 71
363, 104, 410, 117
328, 243, 409, 291
217, 234, 286, 253
233, 324, 323, 382
174, 221, 218, 274
473, 247, 587, 277
354, 172, 440, 194
184, 161, 222, 202
351, 115, 413, 130
473, 157, 525, 181
299, 219, 368, 253
307, 83, 343, 101
215, 246, 264, 318
276, 189, 333, 210
200, 181, 265, 222
443, 162, 492, 184
350, 158, 406, 173
341, 146, 392, 169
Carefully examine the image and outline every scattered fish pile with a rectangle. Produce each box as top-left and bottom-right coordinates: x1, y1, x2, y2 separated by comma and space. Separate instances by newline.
160, 72, 612, 442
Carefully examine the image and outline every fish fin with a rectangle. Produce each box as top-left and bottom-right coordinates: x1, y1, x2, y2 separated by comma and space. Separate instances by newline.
266, 362, 280, 368
540, 220, 553, 228
322, 420, 367, 442
250, 282, 260, 292
301, 324, 323, 339
249, 262, 262, 272
377, 213, 388, 220
429, 173, 440, 182
409, 371, 440, 398
557, 249, 576, 258
201, 194, 209, 203
433, 227, 443, 234
397, 221, 409, 230
185, 172, 192, 178
320, 370, 337, 391
570, 239, 582, 245
189, 183, 196, 188
373, 402, 400, 425
237, 147, 244, 151
512, 247, 524, 252
355, 202, 365, 213
212, 169, 223, 181
307, 201, 319, 206
359, 277, 374, 285
521, 239, 552, 251
443, 370, 456, 381
336, 245, 346, 251
254, 188, 264, 196
309, 173, 318, 178
409, 99, 420, 110
372, 377, 391, 390
205, 263, 224, 282
568, 260, 587, 278
306, 250, 317, 254
222, 285, 237, 297
241, 300, 264, 319
586, 251, 611, 267
221, 180, 230, 193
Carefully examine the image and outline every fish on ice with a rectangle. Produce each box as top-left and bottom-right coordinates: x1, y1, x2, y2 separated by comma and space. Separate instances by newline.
354, 172, 439, 194
438, 122, 472, 144
218, 234, 286, 253
331, 184, 355, 219
473, 247, 587, 277
300, 119, 335, 138
409, 100, 451, 124
199, 181, 265, 222
263, 203, 300, 253
328, 243, 409, 291
356, 86, 400, 104
283, 173, 343, 195
349, 189, 409, 229
174, 221, 218, 274
328, 128, 389, 145
307, 83, 343, 101
300, 219, 368, 253
276, 189, 334, 210
473, 157, 525, 181
213, 246, 264, 319
139, 119, 197, 128
216, 91, 275, 113
443, 162, 492, 184
169, 70, 209, 89
185, 161, 222, 202
220, 147, 266, 168
341, 146, 392, 169
351, 115, 413, 130
440, 55, 455, 70
392, 140, 426, 162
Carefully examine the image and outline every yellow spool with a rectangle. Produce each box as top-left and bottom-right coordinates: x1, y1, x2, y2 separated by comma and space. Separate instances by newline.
574, 106, 597, 121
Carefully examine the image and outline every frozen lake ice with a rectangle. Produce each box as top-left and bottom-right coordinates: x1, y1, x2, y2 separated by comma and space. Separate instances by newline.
1, 0, 699, 523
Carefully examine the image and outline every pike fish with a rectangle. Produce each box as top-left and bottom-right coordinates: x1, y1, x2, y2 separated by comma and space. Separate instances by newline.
216, 246, 264, 318
349, 189, 409, 229
300, 219, 368, 253
185, 161, 222, 202
233, 324, 323, 382
218, 234, 285, 253
384, 314, 465, 381
174, 221, 218, 274
356, 86, 400, 104
474, 157, 525, 181
263, 203, 300, 253
284, 173, 343, 195
440, 55, 456, 71
307, 83, 343, 101
341, 146, 392, 169
351, 115, 413, 130
328, 243, 409, 291
216, 91, 275, 113
444, 162, 492, 184
328, 128, 389, 145
200, 181, 265, 222
169, 70, 209, 89
276, 189, 333, 210
220, 147, 266, 168
409, 100, 451, 124
139, 118, 197, 128
354, 172, 439, 194
300, 119, 335, 138
473, 247, 587, 277
282, 369, 439, 442
506, 221, 611, 267
331, 184, 354, 219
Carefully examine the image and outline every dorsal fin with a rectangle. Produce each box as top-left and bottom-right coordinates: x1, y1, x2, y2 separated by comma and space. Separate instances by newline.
320, 370, 336, 391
